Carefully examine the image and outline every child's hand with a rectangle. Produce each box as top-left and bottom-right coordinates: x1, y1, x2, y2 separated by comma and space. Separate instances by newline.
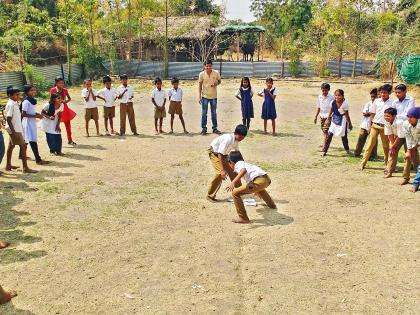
36, 113, 43, 119
225, 182, 235, 192
56, 126, 61, 133
348, 123, 353, 130
50, 115, 55, 120
313, 117, 317, 124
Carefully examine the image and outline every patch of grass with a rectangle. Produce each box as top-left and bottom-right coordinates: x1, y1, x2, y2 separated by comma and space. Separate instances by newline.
38, 183, 61, 194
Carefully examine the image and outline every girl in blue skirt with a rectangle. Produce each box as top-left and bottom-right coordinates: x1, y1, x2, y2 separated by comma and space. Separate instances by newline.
235, 77, 254, 130
258, 77, 277, 135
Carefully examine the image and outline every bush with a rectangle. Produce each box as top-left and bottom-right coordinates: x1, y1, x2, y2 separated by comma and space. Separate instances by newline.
23, 64, 53, 98
288, 45, 303, 77
73, 46, 104, 79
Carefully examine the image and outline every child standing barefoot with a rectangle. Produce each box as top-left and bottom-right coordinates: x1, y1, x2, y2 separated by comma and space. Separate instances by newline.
97, 75, 118, 136
41, 93, 64, 156
151, 77, 167, 134
235, 77, 254, 130
314, 83, 334, 148
81, 79, 101, 137
258, 78, 277, 135
168, 77, 188, 134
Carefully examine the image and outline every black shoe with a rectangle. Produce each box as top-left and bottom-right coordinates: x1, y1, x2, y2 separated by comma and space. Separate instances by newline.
201, 129, 207, 135
213, 129, 222, 135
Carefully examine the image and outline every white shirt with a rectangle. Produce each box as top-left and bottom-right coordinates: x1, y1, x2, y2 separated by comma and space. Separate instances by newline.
98, 87, 118, 107
81, 88, 98, 109
168, 88, 183, 102
234, 161, 267, 184
235, 87, 254, 98
151, 88, 167, 107
317, 94, 335, 119
117, 85, 134, 103
5, 99, 23, 133
402, 120, 420, 150
41, 103, 63, 134
360, 100, 374, 130
393, 96, 415, 139
371, 98, 395, 125
384, 120, 402, 137
210, 133, 239, 156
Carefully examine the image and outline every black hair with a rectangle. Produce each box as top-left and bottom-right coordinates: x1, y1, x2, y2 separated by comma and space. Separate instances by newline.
228, 151, 244, 164
55, 77, 64, 84
154, 77, 162, 84
240, 77, 251, 90
266, 77, 273, 83
321, 83, 330, 90
103, 75, 112, 83
23, 84, 35, 95
47, 93, 61, 116
334, 89, 345, 98
234, 124, 248, 137
171, 77, 179, 84
384, 107, 397, 116
370, 88, 378, 95
395, 84, 407, 91
120, 74, 128, 80
204, 60, 213, 66
6, 86, 20, 96
379, 84, 393, 93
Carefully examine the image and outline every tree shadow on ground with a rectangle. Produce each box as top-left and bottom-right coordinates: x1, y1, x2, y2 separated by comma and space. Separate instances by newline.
250, 207, 294, 228
252, 129, 303, 138
0, 301, 36, 315
63, 152, 102, 161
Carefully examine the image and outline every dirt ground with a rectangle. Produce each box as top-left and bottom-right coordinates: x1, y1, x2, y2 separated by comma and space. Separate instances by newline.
0, 78, 419, 314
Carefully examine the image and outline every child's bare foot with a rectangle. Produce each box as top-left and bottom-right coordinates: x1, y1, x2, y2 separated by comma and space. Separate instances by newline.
360, 164, 365, 171
263, 131, 268, 135
169, 131, 174, 134
232, 218, 250, 224
385, 173, 392, 178
320, 152, 326, 157
133, 132, 139, 136
23, 168, 37, 174
272, 132, 276, 136
97, 133, 103, 137
206, 196, 217, 202
0, 241, 10, 249
105, 132, 111, 136
184, 130, 189, 134
400, 179, 409, 186
155, 130, 159, 135
0, 287, 17, 305
5, 165, 18, 171
159, 130, 165, 134
36, 160, 51, 165
409, 187, 417, 193
111, 130, 116, 135
85, 133, 90, 137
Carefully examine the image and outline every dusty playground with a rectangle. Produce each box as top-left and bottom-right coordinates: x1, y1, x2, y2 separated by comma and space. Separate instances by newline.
0, 78, 419, 314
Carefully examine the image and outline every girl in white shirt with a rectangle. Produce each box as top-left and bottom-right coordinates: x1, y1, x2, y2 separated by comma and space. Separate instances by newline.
41, 93, 64, 156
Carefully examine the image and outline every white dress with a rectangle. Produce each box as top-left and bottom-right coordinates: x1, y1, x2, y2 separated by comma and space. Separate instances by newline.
328, 100, 350, 137
21, 99, 38, 142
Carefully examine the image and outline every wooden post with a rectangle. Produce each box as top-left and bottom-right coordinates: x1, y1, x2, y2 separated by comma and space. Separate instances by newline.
236, 32, 240, 62
164, 0, 169, 77
257, 32, 261, 62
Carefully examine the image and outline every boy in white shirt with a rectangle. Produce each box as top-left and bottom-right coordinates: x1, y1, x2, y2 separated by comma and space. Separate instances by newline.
207, 124, 248, 201
361, 84, 395, 170
81, 79, 101, 137
354, 88, 378, 159
402, 107, 420, 192
168, 77, 188, 134
314, 83, 335, 146
151, 77, 167, 134
226, 151, 276, 224
4, 86, 36, 173
117, 74, 137, 136
97, 75, 118, 136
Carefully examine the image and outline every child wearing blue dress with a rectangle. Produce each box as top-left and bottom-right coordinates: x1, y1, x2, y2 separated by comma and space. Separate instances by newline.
258, 78, 277, 135
235, 77, 254, 130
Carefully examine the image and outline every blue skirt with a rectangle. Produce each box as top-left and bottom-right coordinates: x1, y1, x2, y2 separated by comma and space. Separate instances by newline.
261, 101, 277, 120
241, 101, 254, 119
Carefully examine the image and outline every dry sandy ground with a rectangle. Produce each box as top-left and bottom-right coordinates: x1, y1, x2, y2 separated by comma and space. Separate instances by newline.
0, 79, 419, 314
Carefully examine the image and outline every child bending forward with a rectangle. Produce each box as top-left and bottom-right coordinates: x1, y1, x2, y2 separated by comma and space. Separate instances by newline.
226, 151, 276, 224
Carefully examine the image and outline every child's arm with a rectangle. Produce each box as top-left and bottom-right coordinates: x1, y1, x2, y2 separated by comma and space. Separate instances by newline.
235, 89, 242, 101
96, 95, 106, 102
163, 98, 167, 107
257, 90, 264, 97
118, 88, 128, 99
6, 117, 16, 134
314, 108, 320, 124
226, 168, 246, 192
152, 98, 159, 108
55, 112, 62, 132
66, 90, 72, 103
269, 91, 276, 101
91, 90, 97, 101
345, 111, 353, 130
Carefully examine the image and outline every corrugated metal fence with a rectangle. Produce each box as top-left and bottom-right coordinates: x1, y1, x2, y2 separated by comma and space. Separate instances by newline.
102, 60, 374, 79
0, 63, 84, 92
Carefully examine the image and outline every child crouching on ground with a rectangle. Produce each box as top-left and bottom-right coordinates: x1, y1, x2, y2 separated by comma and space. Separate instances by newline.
226, 151, 277, 224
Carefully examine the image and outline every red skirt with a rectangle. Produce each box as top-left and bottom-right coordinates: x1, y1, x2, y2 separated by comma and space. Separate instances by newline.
60, 103, 77, 123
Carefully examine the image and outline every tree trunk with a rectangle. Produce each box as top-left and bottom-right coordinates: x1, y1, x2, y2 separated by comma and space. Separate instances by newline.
127, 0, 132, 61
338, 48, 343, 78
66, 33, 72, 84
164, 0, 169, 77
351, 46, 358, 78
280, 35, 285, 77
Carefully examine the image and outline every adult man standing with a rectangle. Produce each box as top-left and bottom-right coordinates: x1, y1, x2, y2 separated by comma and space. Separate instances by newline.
198, 60, 222, 135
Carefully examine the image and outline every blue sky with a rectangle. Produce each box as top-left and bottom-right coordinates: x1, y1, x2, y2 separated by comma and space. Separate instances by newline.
213, 0, 256, 22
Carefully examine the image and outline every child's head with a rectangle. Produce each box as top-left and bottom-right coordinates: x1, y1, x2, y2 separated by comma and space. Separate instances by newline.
266, 77, 273, 89
204, 60, 213, 72
103, 75, 112, 88
23, 84, 36, 97
241, 77, 250, 89
120, 74, 128, 85
379, 84, 392, 100
407, 107, 420, 126
228, 151, 244, 169
234, 124, 248, 141
55, 77, 65, 89
334, 89, 344, 102
84, 79, 92, 89
370, 88, 378, 101
171, 77, 179, 89
50, 93, 62, 107
394, 84, 407, 101
6, 86, 20, 101
154, 77, 162, 89
321, 83, 330, 96
384, 107, 397, 124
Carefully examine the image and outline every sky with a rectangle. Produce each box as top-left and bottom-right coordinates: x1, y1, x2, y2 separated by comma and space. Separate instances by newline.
213, 0, 256, 22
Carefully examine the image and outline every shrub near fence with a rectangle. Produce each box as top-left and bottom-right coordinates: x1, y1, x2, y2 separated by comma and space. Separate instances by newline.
102, 60, 374, 79
0, 63, 85, 92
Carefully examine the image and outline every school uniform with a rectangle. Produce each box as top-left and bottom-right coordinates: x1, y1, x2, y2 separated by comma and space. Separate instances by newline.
98, 87, 117, 119
117, 84, 137, 134
41, 103, 63, 154
232, 161, 276, 221
260, 88, 277, 120
22, 97, 42, 162
361, 98, 395, 167
385, 119, 412, 178
168, 88, 183, 115
317, 94, 334, 133
151, 88, 167, 119
402, 120, 420, 185
354, 100, 377, 158
4, 99, 25, 146
322, 100, 350, 154
0, 107, 4, 164
207, 133, 239, 199
50, 86, 76, 143
81, 88, 99, 121
236, 87, 254, 129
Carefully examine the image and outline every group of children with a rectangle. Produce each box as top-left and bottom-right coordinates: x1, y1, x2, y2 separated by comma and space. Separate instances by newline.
314, 82, 420, 192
